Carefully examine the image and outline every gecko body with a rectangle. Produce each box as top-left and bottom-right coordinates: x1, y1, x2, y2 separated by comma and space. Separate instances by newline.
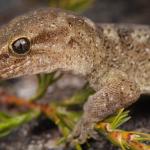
0, 8, 149, 144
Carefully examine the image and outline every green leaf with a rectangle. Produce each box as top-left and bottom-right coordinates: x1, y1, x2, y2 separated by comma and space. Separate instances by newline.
59, 85, 94, 107
75, 144, 83, 150
0, 111, 39, 137
0, 112, 11, 121
105, 109, 131, 129
49, 0, 94, 12
30, 72, 62, 101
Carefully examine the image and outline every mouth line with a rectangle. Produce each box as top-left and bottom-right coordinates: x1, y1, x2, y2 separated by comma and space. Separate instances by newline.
0, 59, 31, 79
0, 53, 40, 75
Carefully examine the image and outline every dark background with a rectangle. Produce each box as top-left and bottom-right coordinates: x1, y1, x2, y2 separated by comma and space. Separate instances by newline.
0, 0, 149, 150
0, 0, 150, 24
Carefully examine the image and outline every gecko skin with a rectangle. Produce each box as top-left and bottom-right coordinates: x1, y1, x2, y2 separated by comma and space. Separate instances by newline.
0, 8, 149, 144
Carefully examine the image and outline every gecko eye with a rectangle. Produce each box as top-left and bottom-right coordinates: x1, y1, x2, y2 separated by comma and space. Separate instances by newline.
10, 38, 30, 55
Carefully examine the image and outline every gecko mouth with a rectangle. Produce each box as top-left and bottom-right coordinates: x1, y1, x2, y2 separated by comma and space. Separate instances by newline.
0, 59, 31, 80
0, 50, 54, 80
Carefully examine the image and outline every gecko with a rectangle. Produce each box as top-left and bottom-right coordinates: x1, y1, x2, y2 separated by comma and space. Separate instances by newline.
0, 8, 149, 144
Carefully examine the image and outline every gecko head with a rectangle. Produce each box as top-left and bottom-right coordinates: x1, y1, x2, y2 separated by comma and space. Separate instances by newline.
0, 8, 97, 80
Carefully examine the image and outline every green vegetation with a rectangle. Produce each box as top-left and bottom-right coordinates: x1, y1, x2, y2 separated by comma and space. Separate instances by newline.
0, 72, 149, 150
49, 0, 94, 12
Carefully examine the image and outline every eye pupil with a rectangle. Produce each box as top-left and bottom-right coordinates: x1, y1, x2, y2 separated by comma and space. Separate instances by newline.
12, 38, 30, 55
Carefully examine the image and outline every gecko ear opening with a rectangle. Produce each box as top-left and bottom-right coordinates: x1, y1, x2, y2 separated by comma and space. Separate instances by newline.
9, 37, 31, 56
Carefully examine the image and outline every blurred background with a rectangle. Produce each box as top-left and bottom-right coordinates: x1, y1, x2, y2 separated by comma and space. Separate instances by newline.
0, 0, 150, 25
0, 0, 149, 150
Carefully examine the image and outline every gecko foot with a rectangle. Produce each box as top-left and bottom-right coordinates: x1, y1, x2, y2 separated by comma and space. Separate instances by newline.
68, 118, 99, 145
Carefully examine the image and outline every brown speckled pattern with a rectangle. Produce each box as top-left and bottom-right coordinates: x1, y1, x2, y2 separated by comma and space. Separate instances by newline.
0, 8, 149, 144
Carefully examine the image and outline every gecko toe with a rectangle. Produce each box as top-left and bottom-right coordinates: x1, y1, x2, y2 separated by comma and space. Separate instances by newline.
68, 119, 98, 145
